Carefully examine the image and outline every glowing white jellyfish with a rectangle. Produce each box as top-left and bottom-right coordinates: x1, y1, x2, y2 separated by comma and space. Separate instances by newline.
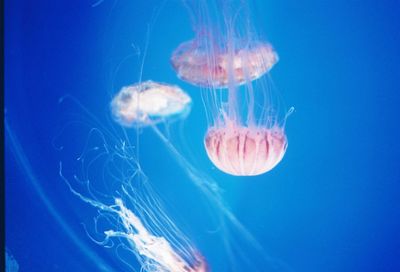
111, 81, 191, 127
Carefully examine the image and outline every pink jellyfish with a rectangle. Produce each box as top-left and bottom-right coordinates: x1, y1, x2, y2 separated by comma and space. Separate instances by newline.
204, 122, 287, 176
171, 39, 278, 88
171, 1, 291, 176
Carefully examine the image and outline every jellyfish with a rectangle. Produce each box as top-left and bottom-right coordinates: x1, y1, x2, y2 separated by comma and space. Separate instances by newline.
171, 0, 292, 176
111, 80, 191, 127
204, 121, 287, 176
171, 39, 278, 88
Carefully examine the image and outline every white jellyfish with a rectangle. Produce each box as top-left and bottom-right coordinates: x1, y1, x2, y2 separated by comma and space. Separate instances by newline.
111, 81, 191, 127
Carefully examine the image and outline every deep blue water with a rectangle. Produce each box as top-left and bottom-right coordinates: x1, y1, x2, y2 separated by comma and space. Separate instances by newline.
5, 0, 400, 271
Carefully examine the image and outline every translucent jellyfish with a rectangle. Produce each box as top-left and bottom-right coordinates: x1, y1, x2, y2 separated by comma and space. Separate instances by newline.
171, 39, 278, 88
171, 1, 292, 176
111, 80, 191, 127
205, 122, 287, 176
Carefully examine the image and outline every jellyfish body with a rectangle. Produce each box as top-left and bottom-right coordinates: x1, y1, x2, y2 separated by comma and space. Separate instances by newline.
111, 80, 191, 127
171, 39, 278, 88
205, 124, 287, 176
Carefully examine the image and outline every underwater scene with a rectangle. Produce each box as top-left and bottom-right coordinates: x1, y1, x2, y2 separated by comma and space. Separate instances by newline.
5, 0, 400, 271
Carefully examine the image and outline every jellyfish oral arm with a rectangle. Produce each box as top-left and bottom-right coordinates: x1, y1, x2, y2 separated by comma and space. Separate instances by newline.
104, 198, 207, 272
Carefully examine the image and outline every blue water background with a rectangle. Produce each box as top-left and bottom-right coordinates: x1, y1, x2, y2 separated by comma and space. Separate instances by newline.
5, 0, 400, 271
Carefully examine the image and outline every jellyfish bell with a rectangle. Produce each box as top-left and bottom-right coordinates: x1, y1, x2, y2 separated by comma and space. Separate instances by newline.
171, 38, 278, 88
203, 98, 293, 176
204, 122, 287, 176
111, 80, 192, 127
